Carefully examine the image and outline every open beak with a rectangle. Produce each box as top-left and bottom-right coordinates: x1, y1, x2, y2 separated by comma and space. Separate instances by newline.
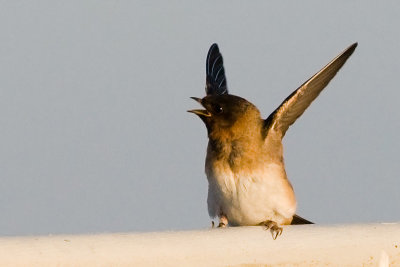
187, 97, 211, 117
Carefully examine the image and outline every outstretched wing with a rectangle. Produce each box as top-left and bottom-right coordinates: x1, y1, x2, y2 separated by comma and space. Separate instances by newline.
205, 43, 228, 95
264, 43, 358, 138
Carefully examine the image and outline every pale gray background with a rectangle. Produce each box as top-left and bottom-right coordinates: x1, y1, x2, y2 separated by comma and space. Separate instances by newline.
0, 1, 399, 236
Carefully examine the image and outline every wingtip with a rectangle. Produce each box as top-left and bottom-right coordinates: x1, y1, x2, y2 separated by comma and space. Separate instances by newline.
208, 43, 219, 53
348, 42, 358, 52
340, 42, 358, 59
210, 43, 218, 48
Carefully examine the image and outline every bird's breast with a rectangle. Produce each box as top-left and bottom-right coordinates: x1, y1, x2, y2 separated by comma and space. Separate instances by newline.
205, 155, 296, 225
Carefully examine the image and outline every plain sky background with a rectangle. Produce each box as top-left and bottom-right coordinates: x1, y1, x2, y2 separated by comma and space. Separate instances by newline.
0, 1, 399, 236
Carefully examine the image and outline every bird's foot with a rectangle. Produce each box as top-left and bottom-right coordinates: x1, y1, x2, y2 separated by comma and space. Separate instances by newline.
261, 220, 283, 240
217, 214, 228, 228
217, 222, 226, 228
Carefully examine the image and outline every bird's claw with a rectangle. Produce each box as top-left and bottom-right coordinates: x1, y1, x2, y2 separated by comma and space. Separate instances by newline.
261, 220, 283, 240
217, 214, 228, 228
218, 222, 227, 228
271, 225, 283, 240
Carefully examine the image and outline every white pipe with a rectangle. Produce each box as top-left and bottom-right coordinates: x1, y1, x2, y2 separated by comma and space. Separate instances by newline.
0, 223, 399, 266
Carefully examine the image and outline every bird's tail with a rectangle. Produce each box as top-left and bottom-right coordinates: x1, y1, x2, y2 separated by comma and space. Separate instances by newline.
291, 214, 314, 225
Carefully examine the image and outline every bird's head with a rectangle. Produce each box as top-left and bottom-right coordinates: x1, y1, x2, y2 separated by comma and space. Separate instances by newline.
188, 94, 262, 139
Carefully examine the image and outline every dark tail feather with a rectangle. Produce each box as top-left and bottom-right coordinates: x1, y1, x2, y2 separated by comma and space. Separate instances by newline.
291, 214, 314, 225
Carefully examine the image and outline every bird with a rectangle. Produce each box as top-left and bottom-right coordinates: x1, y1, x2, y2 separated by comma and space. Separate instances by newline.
188, 42, 357, 239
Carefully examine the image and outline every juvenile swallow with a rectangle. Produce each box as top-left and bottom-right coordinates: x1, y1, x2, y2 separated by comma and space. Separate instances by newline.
189, 42, 357, 239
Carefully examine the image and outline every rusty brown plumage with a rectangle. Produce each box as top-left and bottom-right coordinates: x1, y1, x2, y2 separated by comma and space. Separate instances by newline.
188, 43, 357, 239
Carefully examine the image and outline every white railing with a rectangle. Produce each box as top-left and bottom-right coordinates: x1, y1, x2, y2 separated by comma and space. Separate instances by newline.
0, 223, 399, 266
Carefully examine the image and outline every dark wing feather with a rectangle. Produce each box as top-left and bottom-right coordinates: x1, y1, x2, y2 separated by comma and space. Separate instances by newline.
264, 43, 358, 138
205, 43, 228, 95
291, 214, 314, 225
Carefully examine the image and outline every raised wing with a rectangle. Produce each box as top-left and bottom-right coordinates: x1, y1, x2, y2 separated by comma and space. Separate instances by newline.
205, 43, 228, 95
264, 43, 358, 138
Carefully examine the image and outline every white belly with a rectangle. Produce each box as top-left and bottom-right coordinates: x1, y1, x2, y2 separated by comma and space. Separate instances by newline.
206, 163, 296, 226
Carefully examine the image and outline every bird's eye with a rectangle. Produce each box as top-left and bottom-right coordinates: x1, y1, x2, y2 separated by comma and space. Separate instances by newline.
213, 104, 223, 114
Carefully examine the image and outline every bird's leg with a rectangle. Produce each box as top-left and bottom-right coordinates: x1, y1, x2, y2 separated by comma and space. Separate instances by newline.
218, 214, 228, 228
260, 220, 283, 240
211, 221, 215, 228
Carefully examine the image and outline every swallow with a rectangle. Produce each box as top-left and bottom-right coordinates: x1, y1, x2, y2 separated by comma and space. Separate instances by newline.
188, 42, 357, 239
